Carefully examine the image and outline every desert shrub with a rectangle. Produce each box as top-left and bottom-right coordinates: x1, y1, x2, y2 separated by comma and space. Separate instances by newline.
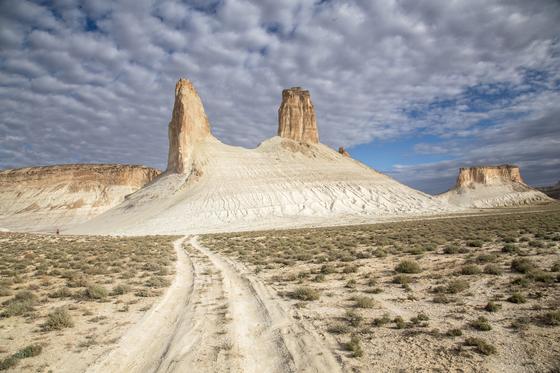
551, 261, 560, 272
483, 264, 503, 275
527, 270, 555, 283
467, 240, 483, 248
0, 344, 42, 370
507, 292, 526, 304
320, 264, 336, 274
312, 274, 325, 282
443, 246, 460, 254
410, 313, 429, 326
446, 328, 463, 337
0, 287, 11, 297
345, 309, 363, 327
446, 279, 469, 294
511, 258, 536, 274
289, 287, 319, 301
1, 291, 37, 317
342, 265, 358, 274
48, 287, 72, 298
501, 244, 518, 253
84, 284, 109, 300
484, 301, 502, 312
476, 254, 497, 263
353, 296, 374, 308
111, 284, 132, 295
395, 260, 421, 274
374, 249, 387, 258
470, 316, 492, 331
372, 313, 391, 327
460, 265, 482, 275
392, 274, 412, 285
344, 335, 363, 357
328, 323, 350, 334
464, 337, 496, 355
394, 316, 406, 329
540, 311, 560, 326
42, 307, 74, 331
145, 276, 170, 288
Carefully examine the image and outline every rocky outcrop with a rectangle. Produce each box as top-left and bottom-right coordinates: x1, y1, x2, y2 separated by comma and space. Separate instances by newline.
166, 79, 212, 174
278, 87, 319, 144
456, 165, 524, 187
437, 165, 552, 208
0, 164, 160, 231
338, 147, 350, 157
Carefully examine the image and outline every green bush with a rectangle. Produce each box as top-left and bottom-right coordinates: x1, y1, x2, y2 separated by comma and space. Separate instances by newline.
395, 260, 421, 274
483, 264, 503, 275
289, 287, 319, 301
470, 316, 492, 331
344, 335, 363, 357
42, 307, 74, 331
511, 258, 535, 274
464, 337, 496, 355
84, 284, 109, 300
507, 292, 526, 304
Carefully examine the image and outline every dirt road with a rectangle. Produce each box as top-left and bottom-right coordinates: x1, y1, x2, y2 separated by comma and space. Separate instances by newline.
88, 236, 341, 373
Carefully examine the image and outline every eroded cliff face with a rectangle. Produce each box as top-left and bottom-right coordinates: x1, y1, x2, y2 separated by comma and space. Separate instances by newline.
278, 87, 319, 144
437, 164, 552, 208
0, 164, 160, 231
456, 165, 524, 187
166, 79, 212, 174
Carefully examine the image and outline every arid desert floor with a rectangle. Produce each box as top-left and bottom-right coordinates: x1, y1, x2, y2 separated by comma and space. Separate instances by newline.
1, 206, 559, 372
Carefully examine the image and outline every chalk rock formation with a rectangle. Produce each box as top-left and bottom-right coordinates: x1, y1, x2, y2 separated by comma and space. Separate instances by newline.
338, 147, 350, 157
0, 164, 159, 232
166, 79, 212, 174
68, 79, 457, 235
456, 165, 523, 187
437, 165, 552, 208
278, 87, 319, 144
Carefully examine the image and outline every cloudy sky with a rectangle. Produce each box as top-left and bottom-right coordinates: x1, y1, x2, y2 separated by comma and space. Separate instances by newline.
1, 0, 559, 193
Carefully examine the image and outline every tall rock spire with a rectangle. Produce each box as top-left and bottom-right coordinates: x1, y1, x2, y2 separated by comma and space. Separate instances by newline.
166, 79, 211, 174
278, 87, 319, 144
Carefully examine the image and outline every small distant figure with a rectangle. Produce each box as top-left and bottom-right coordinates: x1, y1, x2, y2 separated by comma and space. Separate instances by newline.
56, 228, 60, 235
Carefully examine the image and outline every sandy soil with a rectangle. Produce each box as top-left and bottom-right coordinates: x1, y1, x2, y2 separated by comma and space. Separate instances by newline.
89, 236, 340, 373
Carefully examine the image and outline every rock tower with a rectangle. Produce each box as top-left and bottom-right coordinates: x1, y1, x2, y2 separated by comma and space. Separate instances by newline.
166, 79, 212, 174
278, 87, 319, 144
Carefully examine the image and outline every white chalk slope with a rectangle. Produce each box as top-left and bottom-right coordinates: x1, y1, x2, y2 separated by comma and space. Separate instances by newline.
71, 137, 456, 235
437, 183, 552, 208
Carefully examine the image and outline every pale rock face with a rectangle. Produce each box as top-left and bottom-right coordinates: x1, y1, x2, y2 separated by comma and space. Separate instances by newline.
338, 147, 350, 157
437, 164, 552, 208
278, 87, 319, 144
166, 79, 212, 174
0, 164, 160, 231
456, 165, 524, 187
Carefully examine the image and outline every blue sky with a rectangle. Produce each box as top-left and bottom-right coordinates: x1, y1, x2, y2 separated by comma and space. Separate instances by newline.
1, 0, 559, 194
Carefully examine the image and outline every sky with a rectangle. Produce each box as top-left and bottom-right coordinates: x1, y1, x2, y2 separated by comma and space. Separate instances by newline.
1, 0, 559, 194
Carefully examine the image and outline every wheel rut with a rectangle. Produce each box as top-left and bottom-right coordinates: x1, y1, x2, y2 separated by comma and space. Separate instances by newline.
87, 235, 341, 373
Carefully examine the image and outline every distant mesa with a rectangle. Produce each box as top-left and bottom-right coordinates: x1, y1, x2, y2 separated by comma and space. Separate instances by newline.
536, 180, 560, 200
338, 147, 350, 157
278, 87, 319, 144
438, 165, 552, 208
456, 165, 523, 187
0, 164, 160, 232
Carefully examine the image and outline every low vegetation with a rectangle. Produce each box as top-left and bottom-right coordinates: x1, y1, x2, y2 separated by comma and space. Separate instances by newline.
0, 232, 177, 371
202, 207, 560, 371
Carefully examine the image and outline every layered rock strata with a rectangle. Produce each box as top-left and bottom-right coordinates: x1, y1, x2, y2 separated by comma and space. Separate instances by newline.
0, 164, 160, 231
278, 87, 319, 144
437, 165, 552, 208
166, 79, 212, 174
